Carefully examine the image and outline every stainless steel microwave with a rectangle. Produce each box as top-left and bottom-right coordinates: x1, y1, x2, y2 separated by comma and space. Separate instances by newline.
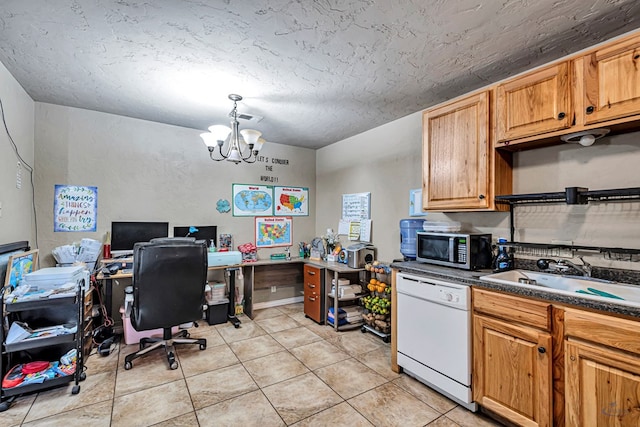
416, 231, 492, 270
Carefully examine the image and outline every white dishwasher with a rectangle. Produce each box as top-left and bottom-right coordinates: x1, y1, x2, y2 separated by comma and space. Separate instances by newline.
396, 272, 477, 411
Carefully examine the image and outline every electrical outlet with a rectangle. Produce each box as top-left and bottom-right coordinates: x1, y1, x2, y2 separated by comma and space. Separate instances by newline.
270, 286, 276, 293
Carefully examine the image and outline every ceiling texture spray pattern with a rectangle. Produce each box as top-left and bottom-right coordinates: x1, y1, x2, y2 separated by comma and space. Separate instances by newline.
0, 0, 639, 148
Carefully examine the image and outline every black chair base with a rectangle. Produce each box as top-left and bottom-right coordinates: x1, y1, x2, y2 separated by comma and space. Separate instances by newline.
123, 327, 206, 370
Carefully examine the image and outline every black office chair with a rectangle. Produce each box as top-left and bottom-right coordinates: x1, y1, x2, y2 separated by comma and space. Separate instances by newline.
124, 237, 207, 370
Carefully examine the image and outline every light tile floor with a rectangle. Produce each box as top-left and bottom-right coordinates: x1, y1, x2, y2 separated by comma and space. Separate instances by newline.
2, 304, 503, 426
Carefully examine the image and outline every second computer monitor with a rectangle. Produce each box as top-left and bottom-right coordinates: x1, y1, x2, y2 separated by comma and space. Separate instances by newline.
173, 226, 217, 248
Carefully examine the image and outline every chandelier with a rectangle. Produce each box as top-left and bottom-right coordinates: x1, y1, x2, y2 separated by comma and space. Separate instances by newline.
200, 94, 265, 164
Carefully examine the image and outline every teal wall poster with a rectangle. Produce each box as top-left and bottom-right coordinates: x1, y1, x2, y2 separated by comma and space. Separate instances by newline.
54, 185, 98, 232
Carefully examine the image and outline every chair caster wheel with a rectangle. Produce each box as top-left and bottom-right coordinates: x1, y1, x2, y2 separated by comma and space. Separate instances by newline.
80, 372, 87, 381
0, 401, 11, 412
72, 385, 81, 395
383, 336, 391, 343
361, 326, 366, 333
170, 361, 179, 370
124, 361, 132, 370
199, 344, 206, 350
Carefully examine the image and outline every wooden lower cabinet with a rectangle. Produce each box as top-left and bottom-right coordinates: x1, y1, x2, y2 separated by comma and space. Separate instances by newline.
473, 290, 640, 427
565, 340, 640, 427
473, 314, 553, 427
303, 265, 323, 323
563, 308, 640, 427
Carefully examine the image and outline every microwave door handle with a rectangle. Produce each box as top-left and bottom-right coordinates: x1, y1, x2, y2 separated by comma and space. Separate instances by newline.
449, 237, 455, 263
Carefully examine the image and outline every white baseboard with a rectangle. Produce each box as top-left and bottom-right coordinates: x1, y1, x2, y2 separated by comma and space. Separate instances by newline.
253, 296, 304, 310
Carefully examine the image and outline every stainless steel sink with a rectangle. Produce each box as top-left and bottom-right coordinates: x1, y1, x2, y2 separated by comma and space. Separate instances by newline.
480, 270, 640, 308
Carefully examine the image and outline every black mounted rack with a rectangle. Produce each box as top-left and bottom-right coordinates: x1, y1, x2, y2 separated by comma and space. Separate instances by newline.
495, 187, 640, 206
495, 187, 640, 260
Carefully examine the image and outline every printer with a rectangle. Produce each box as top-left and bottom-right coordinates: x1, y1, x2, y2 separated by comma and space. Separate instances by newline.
344, 243, 376, 269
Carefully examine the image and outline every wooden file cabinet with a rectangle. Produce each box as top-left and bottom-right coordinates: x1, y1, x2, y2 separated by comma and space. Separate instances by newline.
303, 265, 324, 323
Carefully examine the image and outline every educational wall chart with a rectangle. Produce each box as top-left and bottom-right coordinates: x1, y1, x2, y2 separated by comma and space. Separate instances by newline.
232, 184, 273, 216
274, 186, 309, 216
342, 192, 371, 220
339, 192, 372, 241
255, 216, 292, 248
54, 185, 98, 232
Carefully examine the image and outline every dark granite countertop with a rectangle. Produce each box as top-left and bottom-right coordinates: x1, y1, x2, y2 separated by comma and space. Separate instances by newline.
391, 261, 640, 319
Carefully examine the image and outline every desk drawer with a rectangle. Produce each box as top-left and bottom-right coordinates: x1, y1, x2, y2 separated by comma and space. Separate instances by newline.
304, 265, 321, 288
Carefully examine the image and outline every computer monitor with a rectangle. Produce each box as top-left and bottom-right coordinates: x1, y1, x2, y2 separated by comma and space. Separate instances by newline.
111, 222, 169, 256
173, 226, 217, 248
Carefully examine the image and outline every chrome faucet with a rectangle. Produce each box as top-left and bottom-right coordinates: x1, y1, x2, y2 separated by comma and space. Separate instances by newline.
536, 256, 592, 277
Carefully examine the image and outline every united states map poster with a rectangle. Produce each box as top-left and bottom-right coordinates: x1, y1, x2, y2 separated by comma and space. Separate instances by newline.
274, 186, 309, 216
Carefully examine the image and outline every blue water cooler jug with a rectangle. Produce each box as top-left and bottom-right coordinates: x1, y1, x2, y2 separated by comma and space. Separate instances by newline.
400, 219, 424, 260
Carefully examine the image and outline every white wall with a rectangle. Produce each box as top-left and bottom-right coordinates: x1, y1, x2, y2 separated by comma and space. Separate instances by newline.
0, 62, 35, 246
34, 104, 317, 267
316, 112, 424, 262
317, 112, 640, 270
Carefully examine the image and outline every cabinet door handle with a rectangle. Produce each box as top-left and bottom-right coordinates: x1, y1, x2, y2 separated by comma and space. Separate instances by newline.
478, 194, 485, 200
307, 271, 316, 276
308, 283, 316, 288
538, 346, 546, 354
308, 296, 316, 302
586, 106, 595, 114
558, 112, 566, 120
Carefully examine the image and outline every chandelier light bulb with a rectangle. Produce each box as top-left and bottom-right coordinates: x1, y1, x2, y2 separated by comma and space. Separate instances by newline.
201, 94, 266, 163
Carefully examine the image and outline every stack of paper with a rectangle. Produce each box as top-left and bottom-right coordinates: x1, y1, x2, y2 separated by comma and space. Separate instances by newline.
52, 238, 101, 270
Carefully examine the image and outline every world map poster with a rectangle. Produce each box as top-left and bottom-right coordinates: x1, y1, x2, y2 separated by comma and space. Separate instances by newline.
274, 186, 309, 216
232, 184, 273, 216
255, 216, 292, 248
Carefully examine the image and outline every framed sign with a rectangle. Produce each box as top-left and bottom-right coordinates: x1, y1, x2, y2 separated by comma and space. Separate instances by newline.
409, 189, 427, 216
4, 249, 38, 288
274, 186, 309, 216
54, 185, 98, 232
255, 216, 292, 248
232, 184, 273, 216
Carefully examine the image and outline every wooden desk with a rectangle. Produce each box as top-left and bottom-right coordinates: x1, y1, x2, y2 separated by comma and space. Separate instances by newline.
98, 257, 366, 325
96, 264, 241, 325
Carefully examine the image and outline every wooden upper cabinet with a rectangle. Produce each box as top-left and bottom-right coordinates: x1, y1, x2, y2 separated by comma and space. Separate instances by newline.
422, 91, 491, 210
582, 33, 640, 125
496, 62, 572, 142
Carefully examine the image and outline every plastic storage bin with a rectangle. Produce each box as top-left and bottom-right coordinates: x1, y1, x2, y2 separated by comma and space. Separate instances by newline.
119, 307, 178, 345
421, 221, 461, 232
400, 219, 424, 260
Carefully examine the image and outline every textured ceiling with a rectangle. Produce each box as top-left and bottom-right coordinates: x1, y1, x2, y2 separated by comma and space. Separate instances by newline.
0, 1, 639, 149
